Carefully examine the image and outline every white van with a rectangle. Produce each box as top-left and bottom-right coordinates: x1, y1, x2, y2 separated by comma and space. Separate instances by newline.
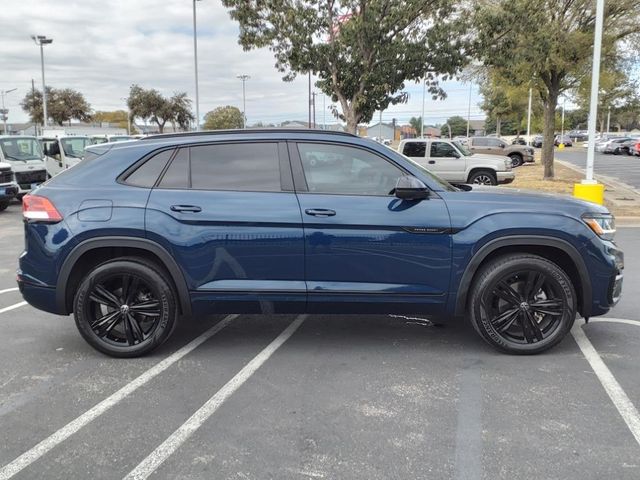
398, 138, 514, 185
0, 136, 47, 197
0, 162, 18, 211
41, 135, 92, 177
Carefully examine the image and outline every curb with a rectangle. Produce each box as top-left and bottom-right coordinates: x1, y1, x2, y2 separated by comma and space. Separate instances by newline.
554, 158, 640, 197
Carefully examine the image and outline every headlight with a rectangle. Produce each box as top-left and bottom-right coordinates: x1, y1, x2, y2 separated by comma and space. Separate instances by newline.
505, 159, 512, 170
582, 213, 616, 240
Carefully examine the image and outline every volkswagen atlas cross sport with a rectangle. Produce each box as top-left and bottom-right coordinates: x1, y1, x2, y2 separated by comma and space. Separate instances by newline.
17, 130, 624, 357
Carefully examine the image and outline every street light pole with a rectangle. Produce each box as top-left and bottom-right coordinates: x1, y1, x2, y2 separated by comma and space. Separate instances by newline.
31, 35, 53, 129
606, 106, 610, 135
192, 0, 202, 131
561, 97, 566, 139
420, 78, 426, 139
466, 82, 472, 139
526, 87, 532, 145
237, 75, 250, 129
1, 88, 17, 135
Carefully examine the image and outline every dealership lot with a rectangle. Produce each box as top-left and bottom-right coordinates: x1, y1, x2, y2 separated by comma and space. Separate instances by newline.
0, 202, 639, 479
554, 149, 640, 191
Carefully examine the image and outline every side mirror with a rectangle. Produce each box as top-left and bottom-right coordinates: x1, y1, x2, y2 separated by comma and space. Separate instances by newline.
394, 175, 430, 200
499, 143, 505, 148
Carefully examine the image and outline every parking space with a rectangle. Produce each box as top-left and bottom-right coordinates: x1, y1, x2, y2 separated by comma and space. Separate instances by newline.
554, 149, 640, 191
1, 201, 639, 479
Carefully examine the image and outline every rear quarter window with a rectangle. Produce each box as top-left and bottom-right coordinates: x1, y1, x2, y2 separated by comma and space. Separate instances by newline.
125, 149, 175, 188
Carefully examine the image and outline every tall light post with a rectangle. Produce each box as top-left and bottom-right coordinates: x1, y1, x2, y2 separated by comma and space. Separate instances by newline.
31, 35, 53, 129
526, 87, 532, 145
606, 105, 611, 135
466, 82, 472, 138
420, 78, 426, 138
1, 88, 17, 135
561, 96, 566, 139
192, 0, 202, 131
237, 74, 250, 129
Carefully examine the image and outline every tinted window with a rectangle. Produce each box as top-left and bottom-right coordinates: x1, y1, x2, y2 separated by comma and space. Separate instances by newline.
126, 149, 174, 187
298, 143, 402, 196
472, 138, 488, 147
190, 143, 281, 191
487, 138, 504, 147
402, 142, 426, 157
430, 142, 459, 158
159, 148, 189, 188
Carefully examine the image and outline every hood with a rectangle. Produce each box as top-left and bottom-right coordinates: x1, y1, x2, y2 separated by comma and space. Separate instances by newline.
7, 160, 46, 173
442, 185, 609, 229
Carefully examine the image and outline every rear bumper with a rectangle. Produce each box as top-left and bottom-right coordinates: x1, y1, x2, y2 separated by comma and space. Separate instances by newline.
17, 277, 64, 315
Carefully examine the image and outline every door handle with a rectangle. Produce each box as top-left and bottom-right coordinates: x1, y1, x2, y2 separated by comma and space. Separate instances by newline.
305, 208, 336, 217
428, 160, 436, 164
170, 205, 202, 213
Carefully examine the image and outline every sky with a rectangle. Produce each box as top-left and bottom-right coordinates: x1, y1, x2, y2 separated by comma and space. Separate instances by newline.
0, 0, 485, 128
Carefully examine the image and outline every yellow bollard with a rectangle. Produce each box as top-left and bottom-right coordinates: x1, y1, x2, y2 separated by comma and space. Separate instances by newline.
558, 143, 565, 150
573, 182, 604, 205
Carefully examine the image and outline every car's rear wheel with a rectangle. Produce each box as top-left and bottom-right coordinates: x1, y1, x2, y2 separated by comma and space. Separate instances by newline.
74, 258, 177, 358
468, 170, 497, 186
509, 153, 523, 168
468, 254, 576, 354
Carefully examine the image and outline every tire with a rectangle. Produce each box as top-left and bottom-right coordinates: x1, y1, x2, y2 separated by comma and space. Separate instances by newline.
468, 254, 576, 354
509, 154, 523, 168
0, 201, 8, 211
74, 257, 178, 358
468, 170, 497, 186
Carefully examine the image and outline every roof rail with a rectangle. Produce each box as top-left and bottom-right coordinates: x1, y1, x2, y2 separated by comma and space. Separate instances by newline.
139, 128, 357, 140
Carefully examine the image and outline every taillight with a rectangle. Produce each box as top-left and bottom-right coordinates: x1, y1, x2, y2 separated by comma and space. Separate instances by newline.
22, 195, 63, 223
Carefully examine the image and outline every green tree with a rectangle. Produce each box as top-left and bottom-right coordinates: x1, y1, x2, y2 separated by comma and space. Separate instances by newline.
474, 0, 640, 178
444, 116, 468, 136
409, 116, 422, 137
222, 0, 469, 133
21, 87, 92, 126
93, 110, 131, 132
203, 106, 244, 130
127, 85, 193, 133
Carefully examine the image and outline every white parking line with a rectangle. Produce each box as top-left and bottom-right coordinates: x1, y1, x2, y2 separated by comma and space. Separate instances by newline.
123, 314, 307, 480
0, 302, 27, 315
0, 288, 19, 295
0, 314, 239, 480
571, 322, 640, 447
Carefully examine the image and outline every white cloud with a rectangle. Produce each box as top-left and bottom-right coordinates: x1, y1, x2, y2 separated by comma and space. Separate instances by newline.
0, 0, 484, 127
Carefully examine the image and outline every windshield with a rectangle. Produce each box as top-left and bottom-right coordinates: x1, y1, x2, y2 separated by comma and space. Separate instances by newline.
0, 138, 43, 162
61, 138, 91, 158
452, 140, 472, 156
399, 152, 458, 192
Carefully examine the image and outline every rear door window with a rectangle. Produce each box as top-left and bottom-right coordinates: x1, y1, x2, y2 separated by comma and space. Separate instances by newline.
158, 148, 189, 188
190, 143, 281, 191
402, 142, 426, 157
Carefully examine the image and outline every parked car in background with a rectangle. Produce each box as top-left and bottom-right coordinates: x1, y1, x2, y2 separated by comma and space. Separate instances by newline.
0, 161, 18, 211
399, 138, 514, 185
468, 136, 534, 167
512, 137, 527, 146
619, 138, 640, 156
554, 135, 573, 147
17, 129, 623, 357
632, 140, 640, 157
41, 135, 92, 178
602, 137, 631, 154
0, 136, 47, 198
532, 135, 543, 148
567, 131, 589, 142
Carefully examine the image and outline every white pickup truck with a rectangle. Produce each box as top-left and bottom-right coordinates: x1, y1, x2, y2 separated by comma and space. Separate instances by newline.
40, 135, 92, 178
0, 135, 48, 198
398, 138, 514, 186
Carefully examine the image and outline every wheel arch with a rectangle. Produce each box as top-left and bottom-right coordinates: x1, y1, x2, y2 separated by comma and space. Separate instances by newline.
57, 237, 192, 316
454, 236, 592, 317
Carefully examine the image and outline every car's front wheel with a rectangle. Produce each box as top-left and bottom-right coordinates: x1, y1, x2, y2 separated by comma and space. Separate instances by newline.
509, 153, 523, 168
468, 254, 576, 354
468, 170, 497, 186
74, 258, 177, 358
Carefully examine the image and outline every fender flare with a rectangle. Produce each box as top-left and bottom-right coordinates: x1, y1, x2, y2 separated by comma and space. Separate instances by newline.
453, 235, 592, 316
56, 236, 192, 316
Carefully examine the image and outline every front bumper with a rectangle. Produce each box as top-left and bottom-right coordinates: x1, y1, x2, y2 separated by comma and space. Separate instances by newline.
0, 184, 18, 201
496, 172, 515, 184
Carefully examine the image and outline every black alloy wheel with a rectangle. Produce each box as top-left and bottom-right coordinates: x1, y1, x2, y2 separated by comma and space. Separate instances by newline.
74, 258, 177, 357
469, 254, 576, 354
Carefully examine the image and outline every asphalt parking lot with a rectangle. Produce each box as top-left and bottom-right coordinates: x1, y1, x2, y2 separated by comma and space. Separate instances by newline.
554, 148, 640, 191
1, 201, 639, 480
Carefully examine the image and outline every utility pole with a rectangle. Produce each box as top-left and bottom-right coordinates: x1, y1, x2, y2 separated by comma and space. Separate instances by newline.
237, 75, 250, 128
561, 97, 566, 139
0, 89, 16, 135
192, 0, 202, 131
466, 82, 472, 139
420, 78, 426, 138
311, 92, 317, 129
31, 35, 53, 129
526, 87, 532, 145
31, 79, 37, 136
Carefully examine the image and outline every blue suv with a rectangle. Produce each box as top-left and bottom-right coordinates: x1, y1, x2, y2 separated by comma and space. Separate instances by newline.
18, 130, 623, 357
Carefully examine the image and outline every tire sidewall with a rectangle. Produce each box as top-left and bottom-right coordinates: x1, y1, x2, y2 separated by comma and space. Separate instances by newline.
74, 260, 176, 357
470, 256, 576, 354
509, 154, 523, 168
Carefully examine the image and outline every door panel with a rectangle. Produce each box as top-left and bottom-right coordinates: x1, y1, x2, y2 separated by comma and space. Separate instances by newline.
426, 141, 465, 181
145, 142, 305, 314
292, 141, 452, 314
